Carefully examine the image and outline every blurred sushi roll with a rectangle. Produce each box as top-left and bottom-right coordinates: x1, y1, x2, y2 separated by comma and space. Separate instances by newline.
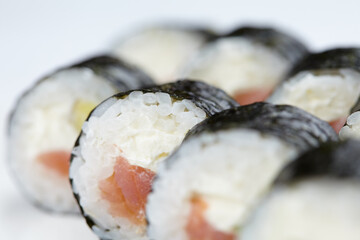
70, 80, 238, 240
241, 139, 360, 240
183, 26, 309, 105
113, 25, 216, 84
268, 48, 360, 133
146, 102, 337, 240
339, 111, 360, 139
8, 56, 153, 213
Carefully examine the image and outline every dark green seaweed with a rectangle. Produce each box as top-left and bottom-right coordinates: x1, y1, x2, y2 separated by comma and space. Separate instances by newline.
113, 79, 239, 116
70, 55, 154, 90
185, 102, 338, 152
225, 26, 309, 65
276, 139, 360, 183
287, 48, 360, 78
165, 103, 338, 172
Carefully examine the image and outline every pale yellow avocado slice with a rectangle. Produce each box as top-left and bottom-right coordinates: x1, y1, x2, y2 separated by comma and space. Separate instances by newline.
71, 99, 97, 131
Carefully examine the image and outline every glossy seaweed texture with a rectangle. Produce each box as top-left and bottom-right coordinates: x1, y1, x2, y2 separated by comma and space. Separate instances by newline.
113, 79, 240, 116
184, 102, 338, 152
70, 55, 155, 90
225, 26, 309, 65
276, 139, 360, 183
287, 48, 360, 78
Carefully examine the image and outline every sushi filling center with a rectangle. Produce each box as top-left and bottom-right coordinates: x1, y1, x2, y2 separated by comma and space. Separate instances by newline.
233, 87, 273, 105
37, 150, 71, 177
37, 99, 97, 177
99, 156, 156, 226
186, 195, 236, 240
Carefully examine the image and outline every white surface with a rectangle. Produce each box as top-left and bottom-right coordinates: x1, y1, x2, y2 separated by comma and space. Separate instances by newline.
1, 0, 360, 239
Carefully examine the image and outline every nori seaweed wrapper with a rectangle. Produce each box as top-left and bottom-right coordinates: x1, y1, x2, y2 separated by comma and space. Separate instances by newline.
70, 79, 238, 231
287, 48, 360, 78
276, 139, 360, 183
185, 102, 338, 152
68, 55, 154, 90
112, 79, 240, 116
224, 26, 309, 65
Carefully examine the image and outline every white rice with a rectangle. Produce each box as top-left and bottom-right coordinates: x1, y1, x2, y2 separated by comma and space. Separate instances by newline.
113, 27, 208, 83
70, 91, 207, 240
8, 68, 118, 213
183, 37, 289, 96
268, 69, 360, 122
147, 129, 297, 240
339, 111, 360, 140
241, 177, 360, 240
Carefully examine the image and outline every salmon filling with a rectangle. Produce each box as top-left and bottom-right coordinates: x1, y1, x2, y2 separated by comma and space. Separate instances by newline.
186, 196, 236, 240
234, 87, 272, 105
37, 150, 71, 177
329, 117, 348, 134
99, 156, 156, 226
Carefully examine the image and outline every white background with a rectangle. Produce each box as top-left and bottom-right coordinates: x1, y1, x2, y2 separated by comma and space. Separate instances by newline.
1, 0, 360, 239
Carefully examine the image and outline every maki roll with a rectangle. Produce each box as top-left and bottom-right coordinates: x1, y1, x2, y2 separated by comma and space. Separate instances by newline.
183, 26, 309, 105
113, 25, 216, 83
146, 103, 337, 240
70, 80, 238, 240
268, 48, 360, 133
241, 140, 360, 240
339, 111, 360, 139
8, 56, 153, 213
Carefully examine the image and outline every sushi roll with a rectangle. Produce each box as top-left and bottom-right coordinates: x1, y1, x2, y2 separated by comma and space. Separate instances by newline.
339, 111, 360, 139
113, 25, 216, 83
146, 103, 337, 240
70, 80, 238, 240
241, 139, 360, 240
183, 26, 309, 105
268, 48, 360, 133
7, 56, 153, 213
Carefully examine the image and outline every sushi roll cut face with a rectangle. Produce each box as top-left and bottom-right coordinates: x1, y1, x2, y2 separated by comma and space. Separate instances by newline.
241, 140, 360, 240
113, 26, 214, 84
269, 69, 360, 132
147, 103, 337, 240
8, 56, 153, 213
269, 49, 360, 133
241, 177, 360, 240
70, 80, 237, 240
183, 27, 308, 105
147, 129, 297, 240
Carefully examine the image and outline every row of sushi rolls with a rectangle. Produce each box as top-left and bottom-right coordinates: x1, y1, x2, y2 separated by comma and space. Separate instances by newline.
8, 23, 360, 240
